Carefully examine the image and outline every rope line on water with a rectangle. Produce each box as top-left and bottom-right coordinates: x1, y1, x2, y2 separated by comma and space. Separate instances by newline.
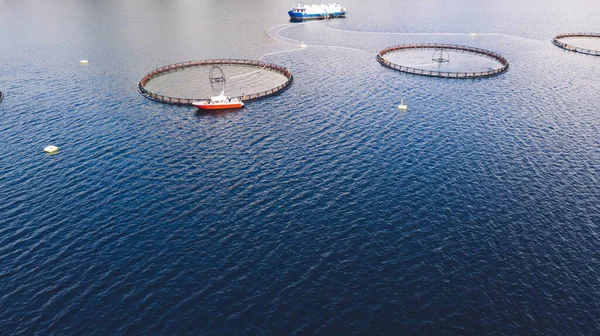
229, 61, 268, 80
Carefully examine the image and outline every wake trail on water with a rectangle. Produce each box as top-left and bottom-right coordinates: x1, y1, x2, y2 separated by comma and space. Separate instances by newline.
259, 21, 543, 66
260, 21, 412, 103
230, 23, 321, 80
237, 21, 538, 83
263, 22, 374, 60
321, 25, 545, 43
188, 21, 544, 83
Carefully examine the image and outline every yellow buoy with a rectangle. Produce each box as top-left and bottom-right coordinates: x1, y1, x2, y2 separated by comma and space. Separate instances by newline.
44, 145, 59, 153
300, 41, 307, 48
398, 99, 407, 110
470, 33, 477, 36
80, 60, 88, 64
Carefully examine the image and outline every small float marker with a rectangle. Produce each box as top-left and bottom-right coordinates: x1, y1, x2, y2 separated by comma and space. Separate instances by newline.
470, 33, 477, 36
398, 99, 407, 110
80, 60, 88, 64
300, 41, 307, 48
44, 145, 59, 153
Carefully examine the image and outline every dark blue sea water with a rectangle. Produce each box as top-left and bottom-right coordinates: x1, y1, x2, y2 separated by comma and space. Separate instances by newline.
1, 0, 599, 334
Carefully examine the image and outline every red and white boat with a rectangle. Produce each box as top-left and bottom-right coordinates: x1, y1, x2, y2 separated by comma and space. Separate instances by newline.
192, 92, 244, 110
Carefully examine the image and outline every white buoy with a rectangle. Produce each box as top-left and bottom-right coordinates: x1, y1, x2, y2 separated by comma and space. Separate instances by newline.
398, 99, 407, 110
300, 41, 307, 48
44, 145, 59, 153
80, 60, 88, 64
470, 33, 477, 36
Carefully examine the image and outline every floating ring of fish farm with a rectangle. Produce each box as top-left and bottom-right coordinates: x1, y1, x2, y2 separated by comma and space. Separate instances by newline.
552, 33, 600, 56
137, 59, 294, 106
377, 44, 510, 78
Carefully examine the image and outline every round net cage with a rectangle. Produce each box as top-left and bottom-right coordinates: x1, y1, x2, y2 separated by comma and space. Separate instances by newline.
377, 44, 509, 79
138, 59, 294, 106
552, 33, 600, 56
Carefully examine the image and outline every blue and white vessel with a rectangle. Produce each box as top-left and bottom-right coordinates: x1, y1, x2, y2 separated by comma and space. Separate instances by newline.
288, 2, 346, 21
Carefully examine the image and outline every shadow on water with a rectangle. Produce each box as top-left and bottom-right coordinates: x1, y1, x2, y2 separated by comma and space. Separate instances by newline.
193, 107, 243, 117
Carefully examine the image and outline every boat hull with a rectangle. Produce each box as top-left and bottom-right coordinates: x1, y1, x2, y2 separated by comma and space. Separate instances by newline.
288, 10, 346, 21
192, 101, 244, 110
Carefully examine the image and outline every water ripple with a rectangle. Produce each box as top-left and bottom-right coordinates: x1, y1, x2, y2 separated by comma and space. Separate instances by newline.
1, 0, 599, 335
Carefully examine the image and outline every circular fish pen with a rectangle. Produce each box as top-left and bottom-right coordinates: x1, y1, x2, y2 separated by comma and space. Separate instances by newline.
552, 33, 600, 56
138, 59, 294, 106
377, 44, 509, 78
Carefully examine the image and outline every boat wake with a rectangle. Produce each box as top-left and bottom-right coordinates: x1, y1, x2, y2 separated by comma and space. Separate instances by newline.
263, 22, 373, 59
245, 21, 540, 83
261, 21, 543, 66
261, 20, 546, 59
321, 25, 545, 43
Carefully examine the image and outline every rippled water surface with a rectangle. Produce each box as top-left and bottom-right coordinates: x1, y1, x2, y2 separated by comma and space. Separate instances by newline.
1, 0, 599, 335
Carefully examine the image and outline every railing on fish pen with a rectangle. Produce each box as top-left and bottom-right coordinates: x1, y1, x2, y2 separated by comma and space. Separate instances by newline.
552, 33, 600, 56
138, 59, 294, 106
376, 44, 510, 79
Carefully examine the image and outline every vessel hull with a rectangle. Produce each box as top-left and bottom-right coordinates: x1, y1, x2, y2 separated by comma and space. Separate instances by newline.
192, 101, 244, 110
288, 10, 346, 21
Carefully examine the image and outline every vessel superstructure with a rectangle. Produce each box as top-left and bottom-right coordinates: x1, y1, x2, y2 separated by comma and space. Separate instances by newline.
288, 2, 346, 21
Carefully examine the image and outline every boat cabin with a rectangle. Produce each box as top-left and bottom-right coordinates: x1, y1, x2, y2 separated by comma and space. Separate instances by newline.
211, 95, 232, 104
